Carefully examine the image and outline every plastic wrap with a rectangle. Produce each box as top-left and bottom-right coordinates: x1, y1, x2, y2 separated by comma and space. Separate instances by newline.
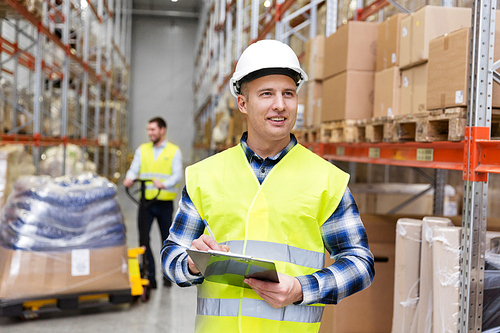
432, 226, 461, 333
0, 244, 130, 302
0, 172, 129, 301
415, 217, 453, 333
0, 145, 36, 208
391, 218, 422, 333
484, 251, 500, 331
39, 144, 97, 178
0, 172, 125, 251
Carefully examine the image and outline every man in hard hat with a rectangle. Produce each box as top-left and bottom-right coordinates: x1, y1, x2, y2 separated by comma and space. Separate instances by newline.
124, 116, 182, 289
161, 40, 374, 332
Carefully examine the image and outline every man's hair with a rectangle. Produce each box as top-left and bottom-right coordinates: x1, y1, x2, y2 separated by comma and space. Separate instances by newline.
149, 117, 167, 130
240, 81, 249, 101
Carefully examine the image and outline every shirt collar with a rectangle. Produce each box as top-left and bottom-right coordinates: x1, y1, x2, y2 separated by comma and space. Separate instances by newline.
153, 140, 167, 149
240, 131, 297, 163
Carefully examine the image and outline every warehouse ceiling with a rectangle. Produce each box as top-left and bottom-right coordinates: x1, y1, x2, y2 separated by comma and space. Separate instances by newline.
132, 0, 201, 18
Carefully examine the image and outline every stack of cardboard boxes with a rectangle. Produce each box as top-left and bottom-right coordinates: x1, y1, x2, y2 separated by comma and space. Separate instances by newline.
321, 21, 378, 122
302, 6, 479, 137
303, 35, 325, 129
401, 6, 471, 114
426, 10, 500, 111
373, 13, 406, 118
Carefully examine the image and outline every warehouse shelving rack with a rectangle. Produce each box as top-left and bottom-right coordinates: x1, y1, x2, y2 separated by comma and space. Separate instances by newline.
0, 0, 132, 182
193, 0, 499, 331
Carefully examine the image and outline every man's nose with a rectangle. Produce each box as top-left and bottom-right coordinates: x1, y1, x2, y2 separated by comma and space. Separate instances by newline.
272, 95, 285, 111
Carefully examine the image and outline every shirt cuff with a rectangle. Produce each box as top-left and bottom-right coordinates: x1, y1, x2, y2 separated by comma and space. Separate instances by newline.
183, 258, 205, 285
295, 275, 320, 305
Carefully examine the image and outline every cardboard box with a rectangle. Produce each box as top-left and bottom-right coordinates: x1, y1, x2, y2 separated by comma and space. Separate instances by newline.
415, 217, 454, 333
0, 245, 130, 300
305, 80, 323, 128
400, 63, 428, 115
376, 13, 408, 71
400, 67, 413, 115
323, 21, 378, 79
321, 71, 374, 121
304, 35, 325, 80
427, 27, 500, 110
432, 226, 461, 333
412, 63, 428, 113
399, 15, 412, 69
399, 6, 471, 69
391, 218, 422, 333
319, 243, 395, 333
373, 67, 401, 117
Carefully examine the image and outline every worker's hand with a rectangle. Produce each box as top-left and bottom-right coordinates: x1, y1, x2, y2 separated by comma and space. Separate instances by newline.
244, 273, 304, 309
152, 179, 165, 189
187, 234, 230, 275
123, 178, 134, 187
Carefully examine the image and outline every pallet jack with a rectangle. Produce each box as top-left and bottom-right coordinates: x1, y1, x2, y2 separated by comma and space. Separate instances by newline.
125, 179, 161, 302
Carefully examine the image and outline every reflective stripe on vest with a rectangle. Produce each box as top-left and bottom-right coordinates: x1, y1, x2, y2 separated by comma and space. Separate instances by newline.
222, 240, 324, 270
186, 143, 349, 332
197, 298, 323, 323
139, 142, 179, 200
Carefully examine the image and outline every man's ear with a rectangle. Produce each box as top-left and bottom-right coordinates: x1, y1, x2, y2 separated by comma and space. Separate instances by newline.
237, 95, 248, 115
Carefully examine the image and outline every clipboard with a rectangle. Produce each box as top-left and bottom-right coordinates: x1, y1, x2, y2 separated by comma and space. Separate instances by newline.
187, 249, 280, 288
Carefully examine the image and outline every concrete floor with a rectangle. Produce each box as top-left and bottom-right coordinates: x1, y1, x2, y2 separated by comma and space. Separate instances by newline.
0, 184, 197, 333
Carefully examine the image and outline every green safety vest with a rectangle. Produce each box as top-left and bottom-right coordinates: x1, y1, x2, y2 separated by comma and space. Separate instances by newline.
186, 143, 350, 333
139, 141, 179, 201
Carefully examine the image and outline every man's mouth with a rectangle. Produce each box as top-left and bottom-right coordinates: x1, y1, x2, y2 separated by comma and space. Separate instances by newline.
269, 117, 285, 122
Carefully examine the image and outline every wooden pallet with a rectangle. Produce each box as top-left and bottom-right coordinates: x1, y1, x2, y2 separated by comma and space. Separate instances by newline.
365, 116, 395, 143
391, 108, 467, 142
293, 127, 320, 143
320, 119, 364, 143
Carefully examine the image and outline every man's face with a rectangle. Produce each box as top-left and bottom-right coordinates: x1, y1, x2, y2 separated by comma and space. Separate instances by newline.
237, 74, 298, 146
147, 122, 165, 145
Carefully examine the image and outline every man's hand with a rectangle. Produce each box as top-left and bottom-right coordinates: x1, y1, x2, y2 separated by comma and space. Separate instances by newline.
152, 179, 165, 189
244, 273, 304, 308
123, 178, 134, 187
187, 234, 230, 275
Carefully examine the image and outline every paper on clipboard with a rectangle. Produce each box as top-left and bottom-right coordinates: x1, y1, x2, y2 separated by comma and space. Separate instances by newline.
186, 249, 280, 288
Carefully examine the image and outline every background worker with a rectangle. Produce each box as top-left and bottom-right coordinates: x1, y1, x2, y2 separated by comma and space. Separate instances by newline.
124, 116, 183, 288
161, 40, 374, 332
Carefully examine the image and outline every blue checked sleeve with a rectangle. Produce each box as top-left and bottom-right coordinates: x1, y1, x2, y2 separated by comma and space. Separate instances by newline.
295, 187, 375, 305
161, 186, 205, 286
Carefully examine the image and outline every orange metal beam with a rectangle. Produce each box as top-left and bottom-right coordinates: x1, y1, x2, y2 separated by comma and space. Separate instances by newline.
301, 141, 465, 171
86, 0, 102, 23
356, 0, 389, 21
464, 126, 500, 180
0, 134, 101, 147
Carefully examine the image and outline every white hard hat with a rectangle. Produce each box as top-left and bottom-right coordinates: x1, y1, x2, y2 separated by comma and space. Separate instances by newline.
229, 39, 308, 98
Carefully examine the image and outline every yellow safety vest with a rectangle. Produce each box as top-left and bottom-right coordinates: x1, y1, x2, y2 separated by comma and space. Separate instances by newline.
186, 143, 350, 333
139, 141, 179, 201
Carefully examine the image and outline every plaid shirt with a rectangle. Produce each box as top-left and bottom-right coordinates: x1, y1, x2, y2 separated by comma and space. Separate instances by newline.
161, 132, 374, 305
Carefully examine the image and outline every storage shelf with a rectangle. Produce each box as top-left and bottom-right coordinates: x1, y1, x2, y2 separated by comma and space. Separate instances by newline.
302, 141, 464, 170
0, 0, 132, 181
